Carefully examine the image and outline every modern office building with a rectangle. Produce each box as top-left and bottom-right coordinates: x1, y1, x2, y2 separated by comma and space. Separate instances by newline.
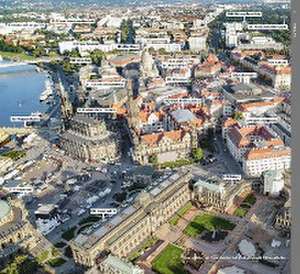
188, 31, 207, 52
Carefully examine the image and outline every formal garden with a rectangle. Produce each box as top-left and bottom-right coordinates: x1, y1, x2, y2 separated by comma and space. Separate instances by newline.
184, 213, 235, 239
152, 244, 188, 274
234, 193, 257, 218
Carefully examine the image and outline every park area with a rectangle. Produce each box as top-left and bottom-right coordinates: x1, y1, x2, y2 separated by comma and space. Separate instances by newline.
0, 150, 26, 160
152, 244, 188, 274
184, 213, 235, 238
234, 193, 257, 218
0, 50, 36, 61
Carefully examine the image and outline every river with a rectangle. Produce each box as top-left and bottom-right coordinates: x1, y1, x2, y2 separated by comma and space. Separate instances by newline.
0, 61, 49, 127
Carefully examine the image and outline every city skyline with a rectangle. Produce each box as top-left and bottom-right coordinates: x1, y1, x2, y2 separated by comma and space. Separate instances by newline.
0, 1, 292, 274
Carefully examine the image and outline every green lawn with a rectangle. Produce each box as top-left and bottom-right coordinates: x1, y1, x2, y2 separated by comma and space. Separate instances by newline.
62, 226, 77, 241
234, 193, 256, 218
184, 213, 235, 238
234, 207, 248, 218
128, 237, 158, 263
46, 257, 66, 267
1, 150, 26, 160
51, 248, 60, 257
36, 250, 49, 264
152, 244, 187, 274
0, 50, 36, 61
159, 159, 194, 169
244, 193, 256, 205
169, 202, 192, 226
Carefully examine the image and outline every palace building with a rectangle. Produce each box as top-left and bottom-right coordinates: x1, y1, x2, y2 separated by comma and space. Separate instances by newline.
60, 115, 120, 163
194, 53, 222, 78
193, 178, 251, 213
98, 254, 144, 274
0, 198, 40, 257
131, 129, 197, 165
70, 169, 192, 267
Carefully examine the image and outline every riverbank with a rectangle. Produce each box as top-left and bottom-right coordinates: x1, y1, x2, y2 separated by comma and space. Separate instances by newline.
0, 61, 50, 127
0, 51, 36, 62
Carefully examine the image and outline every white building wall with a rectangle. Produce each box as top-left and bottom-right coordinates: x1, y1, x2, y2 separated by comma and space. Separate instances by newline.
264, 177, 284, 196
188, 36, 207, 51
243, 155, 291, 177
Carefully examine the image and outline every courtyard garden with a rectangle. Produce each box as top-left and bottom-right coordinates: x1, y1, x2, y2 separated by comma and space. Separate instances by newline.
46, 257, 66, 268
169, 202, 193, 226
234, 193, 257, 218
128, 236, 159, 263
152, 244, 188, 274
184, 213, 235, 238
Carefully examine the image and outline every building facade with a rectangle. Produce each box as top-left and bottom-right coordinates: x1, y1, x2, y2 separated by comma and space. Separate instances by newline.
193, 178, 251, 213
70, 170, 192, 267
263, 169, 285, 196
226, 124, 291, 177
231, 51, 291, 90
98, 254, 144, 274
188, 34, 207, 52
60, 115, 119, 163
0, 198, 41, 257
131, 129, 197, 165
242, 149, 291, 177
275, 200, 291, 231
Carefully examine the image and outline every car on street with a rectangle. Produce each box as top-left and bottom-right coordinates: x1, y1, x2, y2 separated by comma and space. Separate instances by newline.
207, 155, 217, 163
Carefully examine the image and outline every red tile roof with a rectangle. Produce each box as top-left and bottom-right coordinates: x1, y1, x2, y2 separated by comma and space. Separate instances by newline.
140, 130, 187, 146
245, 147, 290, 160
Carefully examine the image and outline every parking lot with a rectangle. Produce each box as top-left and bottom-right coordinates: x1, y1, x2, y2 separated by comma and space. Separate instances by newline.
2, 127, 246, 252
20, 144, 174, 243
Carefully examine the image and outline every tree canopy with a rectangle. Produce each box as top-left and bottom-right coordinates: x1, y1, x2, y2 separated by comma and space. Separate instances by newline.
192, 148, 204, 162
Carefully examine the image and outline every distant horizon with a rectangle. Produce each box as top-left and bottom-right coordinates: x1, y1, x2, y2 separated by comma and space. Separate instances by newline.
0, 0, 264, 10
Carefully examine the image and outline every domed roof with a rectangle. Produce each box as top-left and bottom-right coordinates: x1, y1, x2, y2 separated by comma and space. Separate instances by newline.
0, 200, 11, 220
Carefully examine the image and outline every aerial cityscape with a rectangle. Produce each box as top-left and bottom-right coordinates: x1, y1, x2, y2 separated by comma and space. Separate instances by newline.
0, 0, 292, 274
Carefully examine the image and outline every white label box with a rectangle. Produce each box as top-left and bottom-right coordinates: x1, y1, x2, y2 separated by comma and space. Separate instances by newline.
247, 24, 289, 30
77, 108, 117, 113
90, 208, 118, 215
226, 11, 262, 17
